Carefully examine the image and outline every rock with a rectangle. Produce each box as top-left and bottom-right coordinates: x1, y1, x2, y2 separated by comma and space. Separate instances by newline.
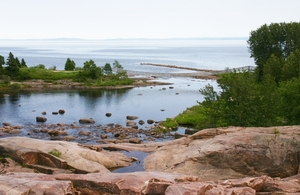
63, 136, 76, 142
78, 130, 91, 136
138, 120, 145, 125
184, 128, 199, 135
0, 173, 73, 195
174, 133, 186, 139
144, 126, 300, 180
0, 137, 134, 173
2, 122, 11, 126
36, 116, 47, 122
129, 138, 142, 144
48, 129, 60, 136
79, 118, 95, 124
105, 112, 112, 117
165, 181, 255, 195
58, 109, 65, 114
126, 115, 139, 120
42, 111, 47, 115
147, 119, 155, 124
126, 120, 137, 126
115, 124, 122, 128
101, 134, 107, 139
52, 111, 59, 115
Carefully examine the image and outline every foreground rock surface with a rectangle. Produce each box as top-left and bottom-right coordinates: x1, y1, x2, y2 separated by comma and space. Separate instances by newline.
1, 126, 300, 194
0, 137, 134, 173
2, 172, 300, 194
144, 126, 300, 180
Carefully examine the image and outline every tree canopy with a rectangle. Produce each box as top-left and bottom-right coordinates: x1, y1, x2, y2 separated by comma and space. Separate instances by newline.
247, 22, 300, 81
165, 22, 300, 130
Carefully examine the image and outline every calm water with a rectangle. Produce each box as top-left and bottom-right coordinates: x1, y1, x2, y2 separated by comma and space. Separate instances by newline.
0, 38, 253, 128
0, 78, 217, 127
0, 38, 254, 72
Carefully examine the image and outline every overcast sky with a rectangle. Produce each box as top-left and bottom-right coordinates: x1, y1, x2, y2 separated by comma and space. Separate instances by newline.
1, 0, 299, 39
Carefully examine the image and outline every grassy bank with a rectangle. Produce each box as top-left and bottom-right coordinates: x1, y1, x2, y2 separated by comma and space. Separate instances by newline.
0, 67, 135, 89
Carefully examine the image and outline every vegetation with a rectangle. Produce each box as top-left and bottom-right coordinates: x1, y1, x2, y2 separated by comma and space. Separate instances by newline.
48, 149, 62, 158
64, 58, 76, 71
0, 52, 134, 88
162, 22, 300, 131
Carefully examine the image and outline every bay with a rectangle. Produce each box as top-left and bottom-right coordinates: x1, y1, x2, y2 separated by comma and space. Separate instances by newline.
0, 38, 253, 130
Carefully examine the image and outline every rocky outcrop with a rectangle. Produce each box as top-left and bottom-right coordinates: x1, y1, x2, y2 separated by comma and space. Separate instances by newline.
0, 137, 134, 174
144, 126, 300, 180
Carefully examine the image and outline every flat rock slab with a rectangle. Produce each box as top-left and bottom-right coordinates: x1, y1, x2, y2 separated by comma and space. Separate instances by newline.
1, 172, 300, 194
0, 137, 134, 173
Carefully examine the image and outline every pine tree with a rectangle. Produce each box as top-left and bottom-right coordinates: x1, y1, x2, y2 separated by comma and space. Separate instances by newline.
21, 58, 28, 68
6, 52, 19, 78
64, 58, 76, 71
0, 55, 5, 75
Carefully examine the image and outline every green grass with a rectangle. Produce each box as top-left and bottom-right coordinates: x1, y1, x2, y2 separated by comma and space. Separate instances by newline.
160, 118, 178, 129
48, 149, 62, 158
17, 68, 78, 81
160, 105, 215, 131
174, 105, 209, 128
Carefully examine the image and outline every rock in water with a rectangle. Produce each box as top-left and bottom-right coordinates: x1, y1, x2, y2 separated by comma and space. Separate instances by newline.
79, 118, 95, 124
36, 116, 47, 122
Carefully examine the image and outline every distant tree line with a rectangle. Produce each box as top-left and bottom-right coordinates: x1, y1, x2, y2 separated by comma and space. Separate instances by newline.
0, 52, 128, 83
64, 58, 127, 81
0, 52, 27, 78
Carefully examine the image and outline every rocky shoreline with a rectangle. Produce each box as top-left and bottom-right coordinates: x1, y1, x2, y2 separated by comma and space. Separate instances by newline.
2, 72, 300, 194
1, 126, 300, 194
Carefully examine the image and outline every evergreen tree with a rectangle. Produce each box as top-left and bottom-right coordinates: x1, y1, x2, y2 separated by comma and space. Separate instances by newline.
6, 52, 19, 78
0, 55, 4, 75
15, 57, 21, 67
64, 58, 76, 71
103, 63, 112, 74
21, 58, 28, 68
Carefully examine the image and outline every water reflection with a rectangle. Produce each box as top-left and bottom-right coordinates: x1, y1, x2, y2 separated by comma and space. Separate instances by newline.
0, 78, 218, 127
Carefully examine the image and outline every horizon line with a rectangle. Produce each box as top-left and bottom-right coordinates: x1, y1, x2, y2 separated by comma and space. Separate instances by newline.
0, 37, 248, 41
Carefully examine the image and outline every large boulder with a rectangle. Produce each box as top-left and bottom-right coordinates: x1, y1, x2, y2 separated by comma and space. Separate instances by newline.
0, 137, 134, 173
144, 126, 300, 180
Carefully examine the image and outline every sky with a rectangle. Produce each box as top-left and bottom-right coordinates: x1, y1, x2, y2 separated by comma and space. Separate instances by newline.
1, 0, 299, 40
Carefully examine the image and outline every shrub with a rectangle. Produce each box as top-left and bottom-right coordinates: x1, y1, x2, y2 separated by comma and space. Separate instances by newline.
48, 149, 62, 157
